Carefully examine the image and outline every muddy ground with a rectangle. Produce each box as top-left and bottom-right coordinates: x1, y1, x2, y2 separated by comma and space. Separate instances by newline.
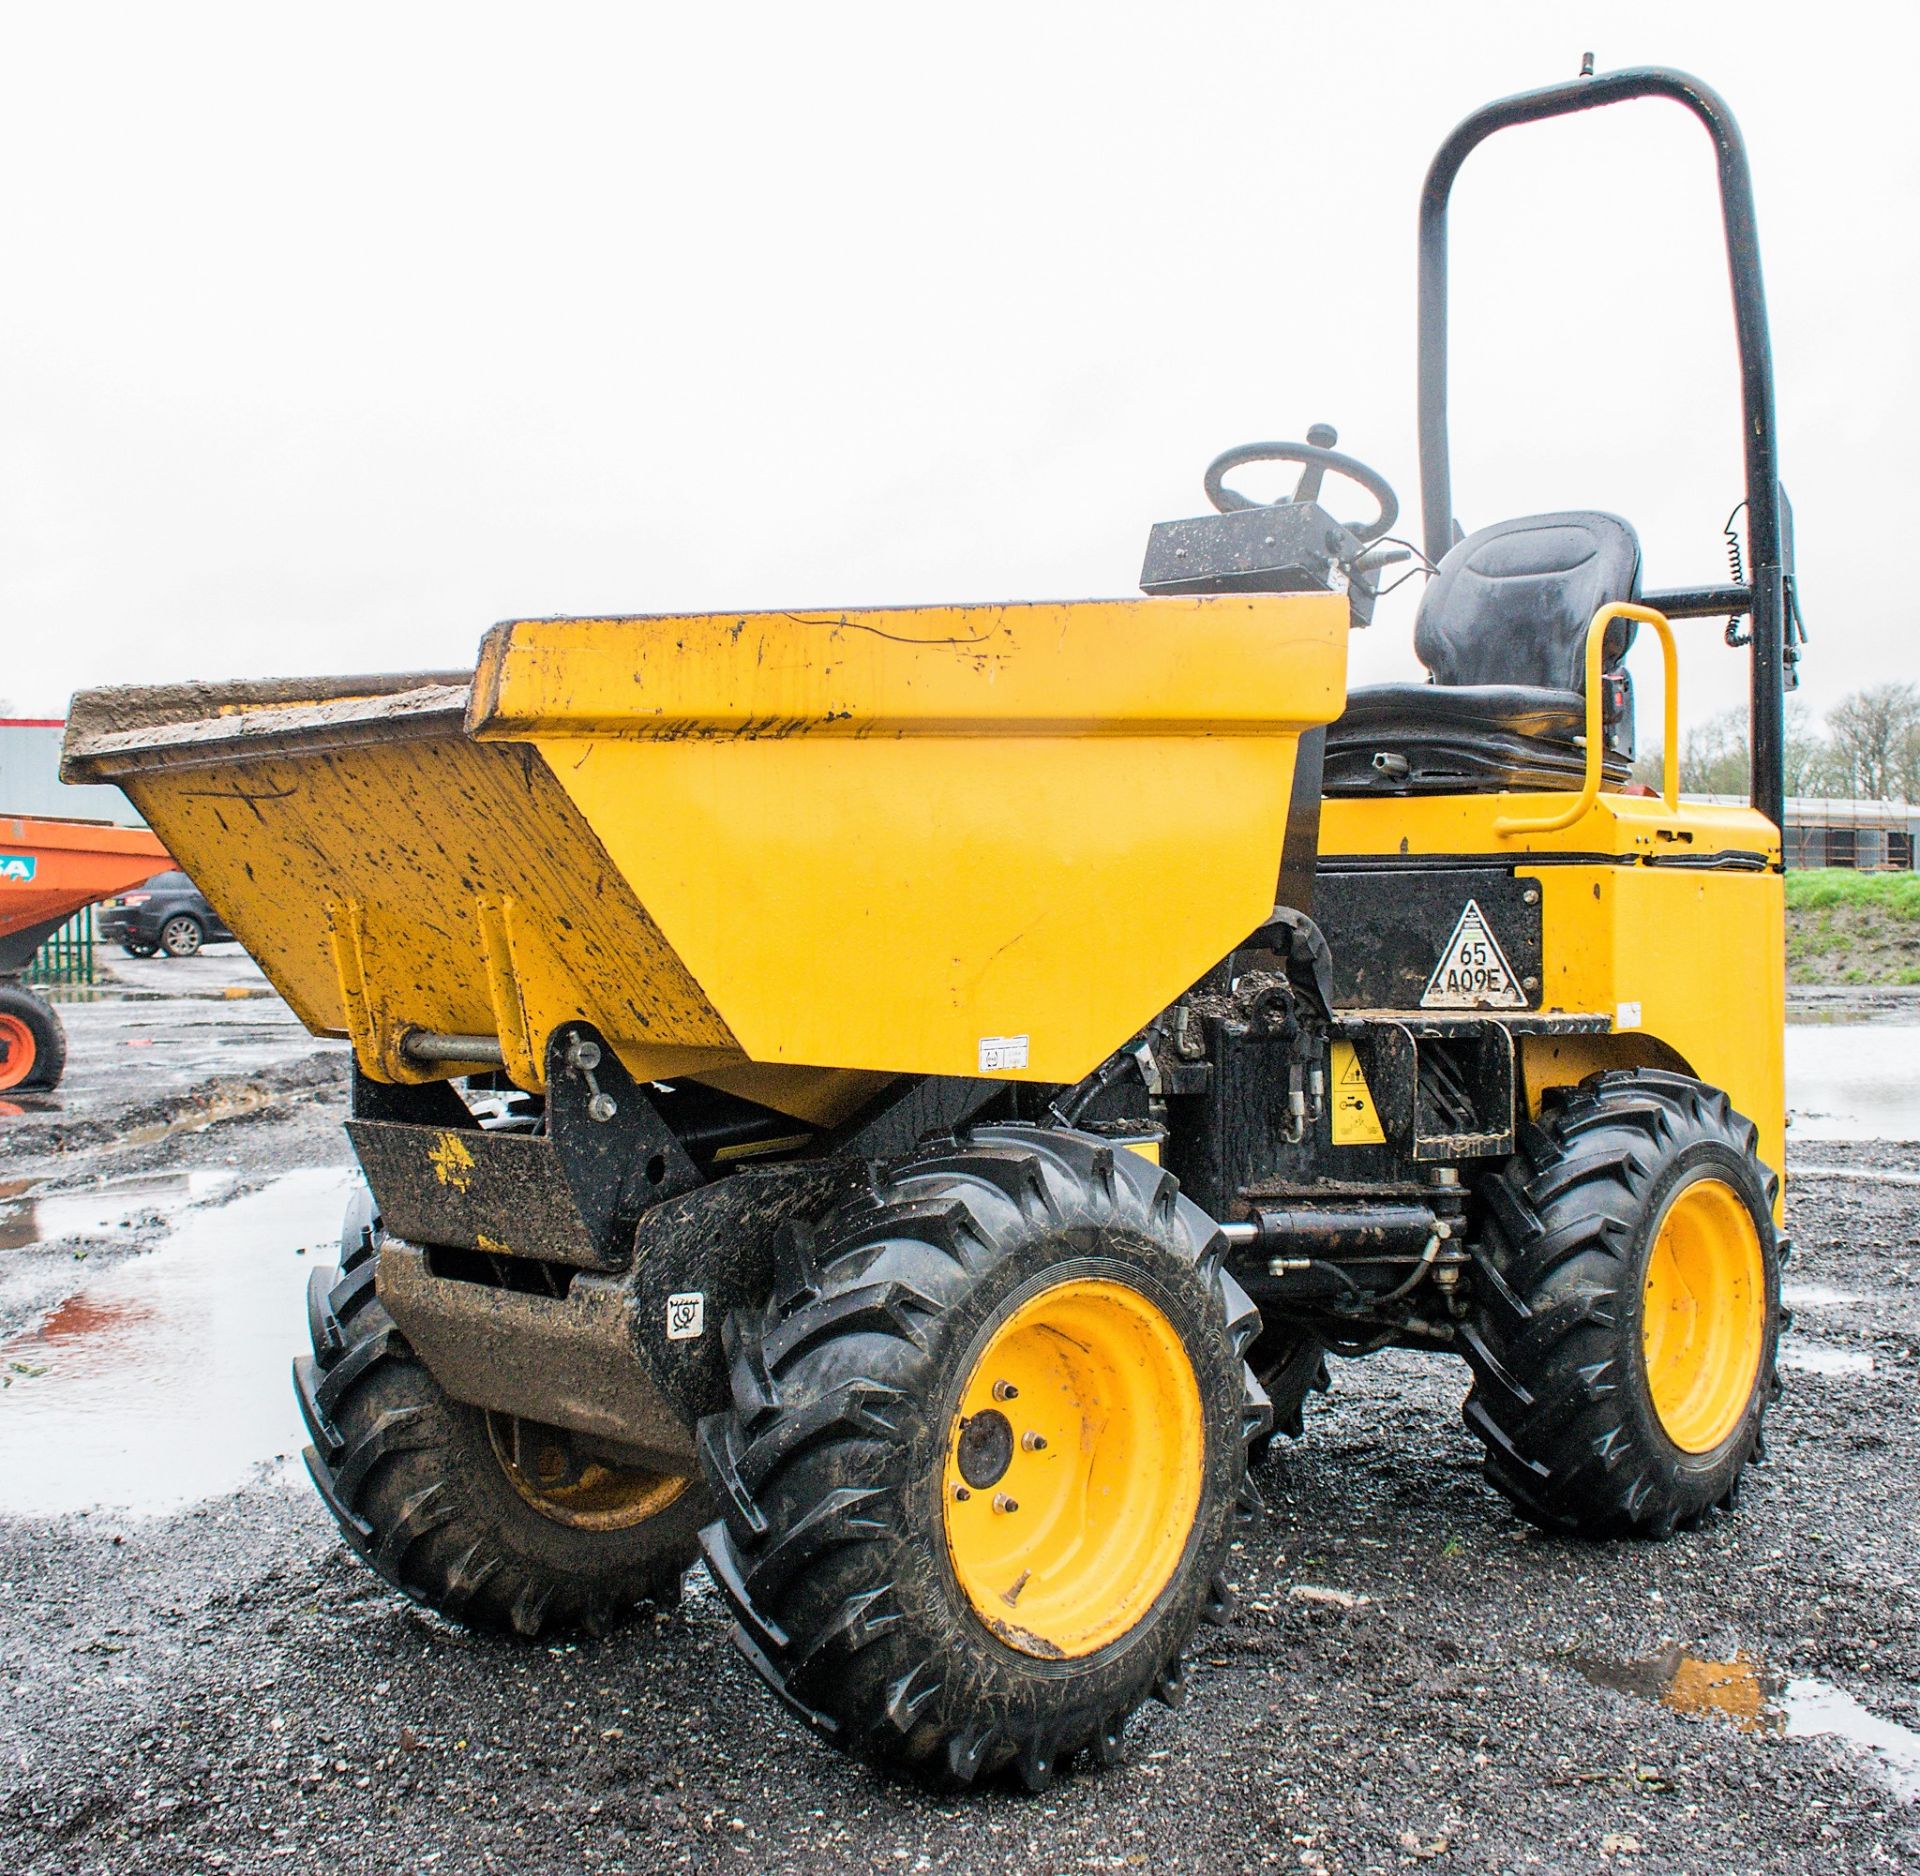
2, 963, 1918, 1873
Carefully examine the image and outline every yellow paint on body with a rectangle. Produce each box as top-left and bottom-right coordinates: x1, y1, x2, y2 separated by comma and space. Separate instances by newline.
1322, 788, 1785, 1216
111, 593, 1346, 1112
708, 1133, 814, 1164
472, 598, 1347, 1084
123, 729, 735, 1089
86, 586, 1781, 1229
429, 1130, 476, 1193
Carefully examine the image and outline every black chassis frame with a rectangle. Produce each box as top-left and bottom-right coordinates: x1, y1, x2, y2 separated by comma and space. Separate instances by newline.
344, 869, 1605, 1452
343, 1028, 1053, 1463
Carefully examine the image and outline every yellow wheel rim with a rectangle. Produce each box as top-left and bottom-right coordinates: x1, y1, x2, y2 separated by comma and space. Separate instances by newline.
1640, 1177, 1766, 1454
487, 1414, 689, 1532
941, 1277, 1204, 1660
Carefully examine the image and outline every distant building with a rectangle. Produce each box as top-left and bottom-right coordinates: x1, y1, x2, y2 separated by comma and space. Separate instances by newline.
1693, 794, 1920, 871
0, 717, 146, 826
1781, 797, 1920, 871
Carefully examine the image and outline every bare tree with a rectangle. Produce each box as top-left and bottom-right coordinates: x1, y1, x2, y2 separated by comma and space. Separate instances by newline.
1657, 697, 1834, 800
1675, 706, 1750, 796
1825, 683, 1920, 802
1784, 697, 1841, 798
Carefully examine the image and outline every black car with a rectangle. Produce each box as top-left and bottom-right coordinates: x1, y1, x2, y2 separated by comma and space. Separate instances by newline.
97, 870, 235, 959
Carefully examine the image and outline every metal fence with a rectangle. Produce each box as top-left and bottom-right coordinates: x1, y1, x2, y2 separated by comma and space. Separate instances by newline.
1784, 823, 1915, 872
1693, 795, 1920, 872
25, 906, 98, 987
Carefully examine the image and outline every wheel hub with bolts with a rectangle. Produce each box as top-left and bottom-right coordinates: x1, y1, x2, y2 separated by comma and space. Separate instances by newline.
954, 1408, 1015, 1491
939, 1276, 1206, 1661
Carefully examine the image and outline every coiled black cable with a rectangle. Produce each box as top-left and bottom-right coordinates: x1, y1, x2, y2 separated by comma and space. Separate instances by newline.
1723, 500, 1751, 646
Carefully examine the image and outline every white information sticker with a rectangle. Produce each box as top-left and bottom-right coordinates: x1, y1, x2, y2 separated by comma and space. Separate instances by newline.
1616, 1000, 1643, 1031
1420, 899, 1526, 1010
978, 1034, 1030, 1073
665, 1292, 706, 1341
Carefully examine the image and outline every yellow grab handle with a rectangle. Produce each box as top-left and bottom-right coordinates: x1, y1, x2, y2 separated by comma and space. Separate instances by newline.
1494, 601, 1676, 837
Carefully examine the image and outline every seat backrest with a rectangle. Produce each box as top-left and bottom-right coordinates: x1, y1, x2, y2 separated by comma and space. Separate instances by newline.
1413, 511, 1641, 692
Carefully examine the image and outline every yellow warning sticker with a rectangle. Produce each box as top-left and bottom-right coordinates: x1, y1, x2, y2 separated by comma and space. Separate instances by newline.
1329, 1041, 1385, 1146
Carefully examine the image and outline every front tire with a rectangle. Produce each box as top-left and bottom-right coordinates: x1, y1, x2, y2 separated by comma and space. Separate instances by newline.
294, 1200, 707, 1636
0, 983, 66, 1092
1461, 1070, 1781, 1538
697, 1126, 1269, 1788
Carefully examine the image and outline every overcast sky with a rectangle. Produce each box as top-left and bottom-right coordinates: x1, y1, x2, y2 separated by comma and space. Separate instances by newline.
2, 3, 1912, 742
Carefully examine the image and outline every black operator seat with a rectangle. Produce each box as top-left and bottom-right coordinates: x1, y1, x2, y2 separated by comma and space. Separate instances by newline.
1323, 511, 1642, 795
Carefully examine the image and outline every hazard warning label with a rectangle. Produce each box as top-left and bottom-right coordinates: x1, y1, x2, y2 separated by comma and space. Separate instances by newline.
1329, 1041, 1385, 1145
1421, 899, 1526, 1009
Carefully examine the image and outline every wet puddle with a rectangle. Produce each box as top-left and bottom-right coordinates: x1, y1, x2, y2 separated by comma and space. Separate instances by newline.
120, 1088, 276, 1148
1793, 1166, 1920, 1189
1788, 1024, 1920, 1141
0, 1167, 353, 1515
2, 1084, 285, 1146
1779, 1341, 1875, 1377
1781, 1282, 1867, 1310
0, 1169, 237, 1251
1570, 1646, 1920, 1802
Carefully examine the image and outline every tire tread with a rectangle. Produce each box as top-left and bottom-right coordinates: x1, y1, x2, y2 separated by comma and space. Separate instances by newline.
697, 1125, 1267, 1786
1461, 1070, 1780, 1538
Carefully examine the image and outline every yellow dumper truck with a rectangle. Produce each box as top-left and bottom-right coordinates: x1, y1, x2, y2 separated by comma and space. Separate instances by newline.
63, 64, 1802, 1788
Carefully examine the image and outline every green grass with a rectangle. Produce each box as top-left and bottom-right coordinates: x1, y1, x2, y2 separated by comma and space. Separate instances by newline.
1784, 868, 1920, 918
1784, 869, 1920, 985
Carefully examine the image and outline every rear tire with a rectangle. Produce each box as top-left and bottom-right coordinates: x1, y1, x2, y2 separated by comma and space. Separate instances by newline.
1245, 1329, 1330, 1465
1460, 1070, 1781, 1538
697, 1126, 1269, 1788
0, 983, 66, 1092
159, 914, 204, 958
294, 1198, 706, 1636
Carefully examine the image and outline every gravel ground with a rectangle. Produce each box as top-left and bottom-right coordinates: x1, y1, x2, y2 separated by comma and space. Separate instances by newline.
2, 1004, 1918, 1873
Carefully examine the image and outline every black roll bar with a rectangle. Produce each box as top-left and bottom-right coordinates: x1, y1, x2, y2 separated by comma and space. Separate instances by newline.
1416, 65, 1790, 831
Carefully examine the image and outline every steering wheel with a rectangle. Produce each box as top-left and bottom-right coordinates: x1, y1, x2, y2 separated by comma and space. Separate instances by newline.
1202, 423, 1399, 546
